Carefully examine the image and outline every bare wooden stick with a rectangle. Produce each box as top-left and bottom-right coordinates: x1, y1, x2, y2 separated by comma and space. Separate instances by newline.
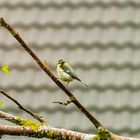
0, 17, 103, 130
0, 90, 47, 124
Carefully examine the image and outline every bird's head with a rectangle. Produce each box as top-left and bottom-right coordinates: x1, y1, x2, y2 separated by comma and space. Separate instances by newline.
58, 59, 65, 66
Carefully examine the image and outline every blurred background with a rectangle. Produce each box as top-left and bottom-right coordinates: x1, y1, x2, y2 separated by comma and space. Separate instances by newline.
0, 0, 140, 139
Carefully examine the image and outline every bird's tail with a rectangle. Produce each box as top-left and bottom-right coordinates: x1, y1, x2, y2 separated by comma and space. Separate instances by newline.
79, 80, 88, 87
76, 78, 88, 87
74, 77, 88, 87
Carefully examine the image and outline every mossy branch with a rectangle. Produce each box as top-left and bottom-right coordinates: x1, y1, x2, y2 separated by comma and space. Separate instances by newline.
0, 124, 139, 140
0, 124, 96, 139
0, 110, 40, 128
0, 110, 95, 139
0, 111, 137, 140
0, 110, 139, 140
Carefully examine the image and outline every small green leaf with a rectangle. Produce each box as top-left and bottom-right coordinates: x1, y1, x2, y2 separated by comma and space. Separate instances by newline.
44, 60, 49, 68
0, 101, 3, 107
2, 65, 9, 74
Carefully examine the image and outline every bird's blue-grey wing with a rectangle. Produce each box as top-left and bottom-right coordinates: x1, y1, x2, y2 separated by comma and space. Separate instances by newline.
61, 62, 81, 81
64, 70, 81, 81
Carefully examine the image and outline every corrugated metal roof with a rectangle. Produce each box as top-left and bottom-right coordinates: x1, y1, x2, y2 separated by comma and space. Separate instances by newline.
0, 0, 140, 139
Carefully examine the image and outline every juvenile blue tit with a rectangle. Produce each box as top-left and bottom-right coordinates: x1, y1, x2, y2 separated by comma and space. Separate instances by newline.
57, 59, 88, 87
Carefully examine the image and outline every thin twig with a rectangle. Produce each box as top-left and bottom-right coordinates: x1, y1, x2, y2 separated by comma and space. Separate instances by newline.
53, 99, 72, 106
0, 17, 103, 129
0, 90, 47, 124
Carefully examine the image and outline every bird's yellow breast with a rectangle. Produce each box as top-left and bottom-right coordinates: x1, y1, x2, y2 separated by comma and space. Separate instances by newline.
57, 65, 73, 82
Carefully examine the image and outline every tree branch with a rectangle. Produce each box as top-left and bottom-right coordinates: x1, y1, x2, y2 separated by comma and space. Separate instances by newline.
0, 110, 41, 129
0, 17, 103, 129
0, 125, 96, 139
0, 111, 139, 140
0, 124, 139, 140
0, 110, 21, 125
0, 110, 95, 139
0, 89, 47, 124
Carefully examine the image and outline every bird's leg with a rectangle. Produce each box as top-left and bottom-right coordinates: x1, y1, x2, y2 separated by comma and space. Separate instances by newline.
66, 82, 70, 87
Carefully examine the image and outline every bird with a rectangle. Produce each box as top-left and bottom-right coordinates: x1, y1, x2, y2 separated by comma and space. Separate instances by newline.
57, 59, 88, 87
